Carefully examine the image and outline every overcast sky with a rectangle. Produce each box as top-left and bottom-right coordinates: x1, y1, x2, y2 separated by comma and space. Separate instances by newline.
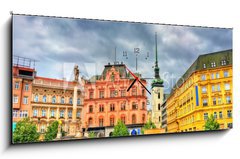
13, 15, 232, 94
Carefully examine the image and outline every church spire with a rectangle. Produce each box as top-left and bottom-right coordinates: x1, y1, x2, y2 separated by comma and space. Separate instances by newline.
154, 32, 160, 79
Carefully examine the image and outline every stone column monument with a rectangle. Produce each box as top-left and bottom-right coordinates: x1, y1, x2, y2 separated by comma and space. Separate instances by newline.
68, 65, 83, 138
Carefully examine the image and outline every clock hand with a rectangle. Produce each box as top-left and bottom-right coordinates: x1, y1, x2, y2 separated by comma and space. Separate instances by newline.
127, 78, 137, 92
125, 65, 151, 95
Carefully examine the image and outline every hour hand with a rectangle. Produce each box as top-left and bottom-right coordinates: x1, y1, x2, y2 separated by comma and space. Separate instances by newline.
127, 78, 137, 92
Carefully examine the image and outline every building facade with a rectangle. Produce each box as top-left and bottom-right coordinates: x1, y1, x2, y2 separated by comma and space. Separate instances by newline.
167, 49, 233, 133
12, 56, 84, 136
83, 62, 148, 136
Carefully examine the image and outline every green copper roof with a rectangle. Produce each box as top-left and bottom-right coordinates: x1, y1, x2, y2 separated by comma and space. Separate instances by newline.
170, 49, 232, 94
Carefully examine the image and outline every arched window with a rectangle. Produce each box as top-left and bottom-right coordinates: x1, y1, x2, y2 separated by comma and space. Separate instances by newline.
69, 97, 73, 104
132, 102, 137, 110
52, 96, 56, 103
99, 116, 104, 127
42, 95, 47, 103
142, 114, 146, 123
132, 114, 136, 124
110, 115, 115, 126
88, 117, 93, 126
121, 114, 126, 124
61, 97, 65, 104
34, 95, 38, 102
89, 105, 93, 113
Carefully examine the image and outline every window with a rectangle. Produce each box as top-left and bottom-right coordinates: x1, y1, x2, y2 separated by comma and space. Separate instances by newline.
121, 103, 126, 111
43, 95, 47, 103
88, 117, 93, 126
110, 90, 116, 97
132, 114, 136, 124
227, 123, 233, 129
214, 112, 217, 119
227, 110, 232, 118
142, 89, 145, 96
121, 90, 126, 97
219, 111, 223, 119
203, 63, 206, 68
13, 95, 18, 103
13, 110, 18, 118
110, 116, 115, 126
224, 71, 229, 77
121, 115, 126, 124
132, 102, 137, 110
225, 83, 230, 90
34, 95, 38, 102
213, 98, 216, 105
211, 85, 215, 92
42, 109, 46, 117
158, 92, 160, 99
77, 111, 80, 118
15, 82, 20, 89
211, 73, 214, 79
132, 88, 137, 96
204, 113, 208, 120
69, 97, 73, 104
221, 60, 226, 66
111, 72, 115, 82
142, 102, 145, 110
218, 97, 222, 104
159, 116, 161, 122
211, 62, 216, 67
24, 83, 29, 91
61, 97, 65, 104
158, 103, 161, 110
201, 74, 206, 81
89, 105, 93, 113
203, 99, 208, 106
23, 96, 28, 104
99, 90, 104, 98
68, 110, 72, 118
216, 72, 220, 79
20, 110, 28, 118
99, 118, 104, 127
33, 109, 38, 117
52, 96, 56, 103
142, 114, 146, 123
40, 125, 45, 133
77, 98, 81, 105
217, 84, 221, 91
110, 104, 115, 111
51, 109, 55, 117
89, 92, 94, 99
226, 96, 231, 104
99, 105, 104, 112
60, 110, 64, 118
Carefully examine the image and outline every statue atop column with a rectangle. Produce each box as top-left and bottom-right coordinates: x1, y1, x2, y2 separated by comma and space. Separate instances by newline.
74, 65, 79, 82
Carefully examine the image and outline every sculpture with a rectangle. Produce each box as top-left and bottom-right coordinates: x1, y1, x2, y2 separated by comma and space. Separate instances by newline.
74, 65, 79, 82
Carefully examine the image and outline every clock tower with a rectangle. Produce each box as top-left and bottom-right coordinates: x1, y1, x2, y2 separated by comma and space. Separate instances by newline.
151, 33, 164, 128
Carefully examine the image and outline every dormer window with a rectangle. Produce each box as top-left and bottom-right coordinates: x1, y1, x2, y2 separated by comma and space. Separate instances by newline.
221, 60, 226, 66
203, 63, 206, 69
211, 62, 216, 68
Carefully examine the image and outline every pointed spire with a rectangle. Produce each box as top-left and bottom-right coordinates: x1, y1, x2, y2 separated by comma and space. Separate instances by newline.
154, 32, 160, 79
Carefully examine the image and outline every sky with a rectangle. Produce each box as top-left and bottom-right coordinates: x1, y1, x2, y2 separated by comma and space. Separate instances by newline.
13, 15, 232, 95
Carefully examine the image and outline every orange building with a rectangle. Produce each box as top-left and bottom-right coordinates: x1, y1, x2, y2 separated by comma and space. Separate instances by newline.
83, 62, 148, 137
12, 57, 36, 129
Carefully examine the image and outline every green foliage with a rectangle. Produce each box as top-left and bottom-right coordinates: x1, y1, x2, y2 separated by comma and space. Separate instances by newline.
112, 120, 129, 137
13, 118, 40, 144
44, 121, 59, 141
204, 114, 220, 131
88, 131, 97, 138
141, 120, 156, 134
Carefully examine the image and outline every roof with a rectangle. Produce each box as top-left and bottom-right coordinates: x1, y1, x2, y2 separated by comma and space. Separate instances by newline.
101, 63, 127, 80
170, 49, 232, 95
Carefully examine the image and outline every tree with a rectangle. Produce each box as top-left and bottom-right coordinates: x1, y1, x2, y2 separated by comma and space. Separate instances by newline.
204, 114, 220, 130
44, 121, 59, 141
13, 118, 40, 143
88, 131, 97, 138
141, 120, 156, 134
112, 120, 129, 137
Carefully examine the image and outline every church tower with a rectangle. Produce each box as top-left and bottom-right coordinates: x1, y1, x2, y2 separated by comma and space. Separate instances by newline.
151, 33, 164, 128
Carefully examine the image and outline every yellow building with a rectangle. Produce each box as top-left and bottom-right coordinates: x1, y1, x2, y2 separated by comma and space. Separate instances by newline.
167, 49, 232, 133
